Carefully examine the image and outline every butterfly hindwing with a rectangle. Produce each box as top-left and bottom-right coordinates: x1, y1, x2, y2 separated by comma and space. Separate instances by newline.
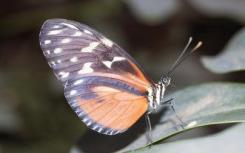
64, 76, 148, 135
39, 19, 151, 134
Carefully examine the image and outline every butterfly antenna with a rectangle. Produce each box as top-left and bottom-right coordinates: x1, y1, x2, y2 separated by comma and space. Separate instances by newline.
166, 37, 202, 77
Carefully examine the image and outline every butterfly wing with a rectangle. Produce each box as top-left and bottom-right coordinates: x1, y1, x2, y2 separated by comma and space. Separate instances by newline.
39, 19, 152, 135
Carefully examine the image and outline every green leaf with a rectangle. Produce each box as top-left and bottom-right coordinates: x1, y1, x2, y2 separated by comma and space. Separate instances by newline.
120, 83, 245, 152
132, 123, 245, 153
201, 28, 245, 73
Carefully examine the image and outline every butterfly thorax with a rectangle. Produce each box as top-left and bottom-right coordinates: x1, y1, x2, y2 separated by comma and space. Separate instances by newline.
147, 77, 171, 112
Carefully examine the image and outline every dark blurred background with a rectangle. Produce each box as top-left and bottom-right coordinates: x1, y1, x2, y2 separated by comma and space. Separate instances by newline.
0, 0, 245, 153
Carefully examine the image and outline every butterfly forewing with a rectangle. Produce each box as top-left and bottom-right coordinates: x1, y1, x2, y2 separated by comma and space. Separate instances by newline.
39, 19, 151, 135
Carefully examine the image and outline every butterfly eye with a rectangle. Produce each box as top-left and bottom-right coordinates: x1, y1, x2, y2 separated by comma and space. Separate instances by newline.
161, 77, 171, 86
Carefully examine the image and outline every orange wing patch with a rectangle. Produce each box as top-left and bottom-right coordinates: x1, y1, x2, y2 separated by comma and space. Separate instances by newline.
78, 86, 148, 132
128, 60, 150, 84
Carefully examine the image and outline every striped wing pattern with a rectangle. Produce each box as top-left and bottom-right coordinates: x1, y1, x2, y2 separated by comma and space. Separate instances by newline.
39, 19, 151, 135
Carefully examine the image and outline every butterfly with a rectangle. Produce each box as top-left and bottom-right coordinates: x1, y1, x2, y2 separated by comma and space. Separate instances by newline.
39, 19, 202, 136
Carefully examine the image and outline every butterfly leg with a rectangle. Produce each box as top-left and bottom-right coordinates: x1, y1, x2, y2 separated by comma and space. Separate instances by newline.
145, 112, 153, 144
161, 98, 185, 129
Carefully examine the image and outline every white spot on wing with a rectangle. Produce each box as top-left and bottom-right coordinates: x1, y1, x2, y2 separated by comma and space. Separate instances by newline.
46, 50, 51, 55
78, 62, 93, 74
105, 130, 110, 135
72, 31, 82, 37
70, 56, 78, 62
87, 121, 92, 126
98, 128, 103, 133
57, 59, 62, 63
77, 110, 82, 114
73, 79, 83, 85
81, 42, 100, 53
61, 23, 79, 30
70, 102, 79, 107
102, 61, 113, 68
101, 37, 113, 47
49, 61, 56, 67
61, 38, 71, 43
70, 90, 77, 96
78, 112, 84, 117
53, 25, 61, 29
58, 71, 69, 78
75, 109, 80, 114
83, 117, 89, 123
44, 40, 51, 45
102, 56, 126, 68
54, 48, 62, 54
48, 29, 62, 35
92, 125, 98, 130
113, 57, 126, 61
84, 29, 93, 35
